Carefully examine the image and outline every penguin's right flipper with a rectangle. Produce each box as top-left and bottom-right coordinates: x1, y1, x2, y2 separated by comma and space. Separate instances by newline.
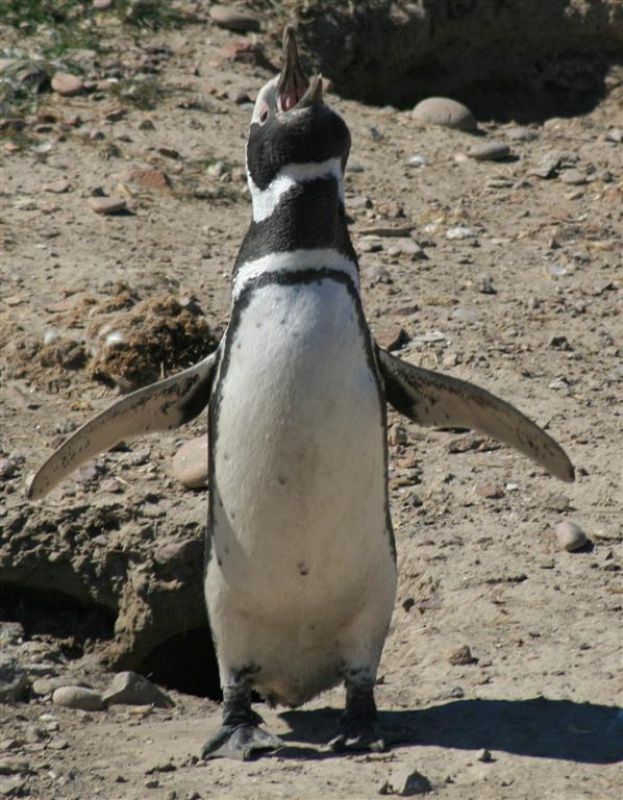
28, 347, 221, 500
377, 347, 574, 483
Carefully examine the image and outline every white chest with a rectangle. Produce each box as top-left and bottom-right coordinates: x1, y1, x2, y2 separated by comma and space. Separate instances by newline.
209, 277, 389, 610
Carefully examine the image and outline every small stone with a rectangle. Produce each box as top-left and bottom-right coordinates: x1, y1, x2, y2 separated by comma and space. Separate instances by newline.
476, 274, 496, 294
605, 128, 622, 143
209, 5, 260, 32
172, 437, 208, 489
448, 645, 477, 665
386, 767, 433, 795
31, 677, 66, 697
530, 152, 561, 179
477, 748, 494, 762
475, 483, 504, 500
42, 179, 71, 194
446, 226, 475, 240
405, 154, 427, 168
51, 72, 84, 96
93, 0, 113, 9
127, 168, 172, 192
549, 335, 572, 351
47, 737, 69, 751
505, 126, 537, 142
556, 521, 588, 552
102, 671, 173, 708
88, 196, 127, 215
0, 756, 29, 775
560, 168, 587, 185
546, 493, 571, 512
0, 656, 29, 703
52, 686, 105, 711
467, 141, 510, 161
412, 97, 477, 132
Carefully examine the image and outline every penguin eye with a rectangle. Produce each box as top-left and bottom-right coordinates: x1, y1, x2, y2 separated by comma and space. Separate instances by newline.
259, 104, 269, 124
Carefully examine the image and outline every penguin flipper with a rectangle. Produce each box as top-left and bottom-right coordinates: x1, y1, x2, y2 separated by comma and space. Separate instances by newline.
376, 347, 574, 483
28, 348, 221, 500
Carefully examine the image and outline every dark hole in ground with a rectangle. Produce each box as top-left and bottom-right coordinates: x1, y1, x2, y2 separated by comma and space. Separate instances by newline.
0, 585, 115, 659
137, 625, 222, 700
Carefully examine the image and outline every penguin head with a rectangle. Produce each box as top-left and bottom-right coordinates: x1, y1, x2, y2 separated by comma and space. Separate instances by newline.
246, 26, 351, 191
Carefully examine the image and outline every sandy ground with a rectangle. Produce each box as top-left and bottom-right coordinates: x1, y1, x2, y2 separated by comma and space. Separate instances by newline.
1, 10, 622, 800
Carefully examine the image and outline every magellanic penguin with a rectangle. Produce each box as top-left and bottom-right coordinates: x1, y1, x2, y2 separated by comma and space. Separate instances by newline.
28, 27, 575, 761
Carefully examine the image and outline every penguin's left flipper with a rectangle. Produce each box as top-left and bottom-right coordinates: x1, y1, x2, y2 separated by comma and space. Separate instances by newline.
377, 347, 574, 483
28, 347, 221, 501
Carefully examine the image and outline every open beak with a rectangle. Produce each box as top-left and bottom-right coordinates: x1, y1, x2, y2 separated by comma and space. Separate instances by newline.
277, 25, 323, 112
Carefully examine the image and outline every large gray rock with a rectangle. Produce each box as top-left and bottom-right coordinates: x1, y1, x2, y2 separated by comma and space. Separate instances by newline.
0, 655, 29, 703
102, 671, 173, 708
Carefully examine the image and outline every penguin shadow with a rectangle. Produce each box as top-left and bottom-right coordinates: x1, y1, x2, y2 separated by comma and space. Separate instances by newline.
275, 698, 623, 763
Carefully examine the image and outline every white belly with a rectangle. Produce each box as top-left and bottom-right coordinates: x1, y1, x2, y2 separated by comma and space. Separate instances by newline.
206, 277, 396, 704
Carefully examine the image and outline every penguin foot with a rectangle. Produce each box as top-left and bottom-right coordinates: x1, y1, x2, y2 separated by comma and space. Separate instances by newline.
201, 723, 283, 761
328, 723, 387, 753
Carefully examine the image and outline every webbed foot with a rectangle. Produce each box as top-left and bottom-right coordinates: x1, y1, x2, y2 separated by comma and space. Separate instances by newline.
329, 667, 388, 752
202, 723, 283, 761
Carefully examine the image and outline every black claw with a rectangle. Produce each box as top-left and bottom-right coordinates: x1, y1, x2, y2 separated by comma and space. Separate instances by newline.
202, 723, 283, 761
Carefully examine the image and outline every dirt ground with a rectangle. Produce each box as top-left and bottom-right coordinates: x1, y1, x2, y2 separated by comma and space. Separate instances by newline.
1, 7, 622, 800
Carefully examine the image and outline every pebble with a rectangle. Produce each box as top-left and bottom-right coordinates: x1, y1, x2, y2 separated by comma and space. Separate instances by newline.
505, 126, 537, 142
172, 436, 208, 489
530, 152, 561, 178
448, 645, 477, 665
556, 521, 588, 552
126, 168, 172, 192
0, 756, 29, 775
477, 748, 494, 762
52, 686, 105, 711
88, 196, 127, 215
209, 5, 260, 32
42, 179, 71, 193
446, 225, 475, 240
31, 677, 67, 697
102, 671, 173, 708
560, 168, 587, 185
93, 0, 113, 8
476, 274, 496, 294
51, 72, 84, 96
475, 483, 504, 499
605, 128, 622, 143
467, 141, 510, 161
0, 655, 29, 702
380, 767, 432, 795
412, 97, 477, 132
405, 154, 427, 167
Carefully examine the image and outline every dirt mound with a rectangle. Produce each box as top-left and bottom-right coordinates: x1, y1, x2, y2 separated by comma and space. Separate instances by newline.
294, 0, 623, 118
1, 285, 219, 393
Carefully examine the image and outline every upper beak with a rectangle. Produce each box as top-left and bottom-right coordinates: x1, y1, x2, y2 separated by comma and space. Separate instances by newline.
277, 25, 323, 112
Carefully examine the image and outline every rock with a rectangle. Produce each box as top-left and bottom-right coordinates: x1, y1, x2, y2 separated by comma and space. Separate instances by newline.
384, 767, 433, 795
448, 645, 477, 665
412, 97, 477, 132
505, 126, 537, 142
405, 154, 427, 167
530, 152, 561, 179
0, 656, 29, 703
88, 196, 127, 215
560, 168, 587, 185
0, 623, 24, 645
477, 748, 494, 762
51, 72, 84, 96
52, 686, 105, 711
102, 671, 173, 708
229, 88, 252, 105
467, 140, 510, 161
31, 677, 67, 697
475, 483, 504, 499
42, 179, 71, 193
476, 274, 496, 294
0, 756, 29, 775
93, 0, 113, 8
605, 128, 622, 143
126, 168, 172, 192
209, 5, 260, 32
556, 521, 588, 552
446, 226, 475, 240
172, 436, 208, 489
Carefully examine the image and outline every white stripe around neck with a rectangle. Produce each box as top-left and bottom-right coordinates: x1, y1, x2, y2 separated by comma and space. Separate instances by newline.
233, 248, 359, 300
248, 158, 344, 224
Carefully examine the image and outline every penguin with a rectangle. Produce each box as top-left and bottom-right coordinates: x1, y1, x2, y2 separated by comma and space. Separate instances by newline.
28, 27, 574, 761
